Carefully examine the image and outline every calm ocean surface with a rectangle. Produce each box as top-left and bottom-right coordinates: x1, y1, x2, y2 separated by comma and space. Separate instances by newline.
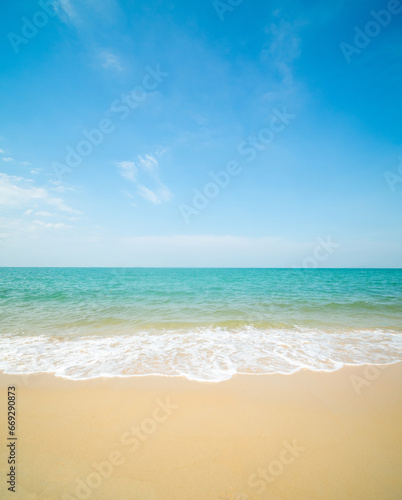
0, 268, 401, 380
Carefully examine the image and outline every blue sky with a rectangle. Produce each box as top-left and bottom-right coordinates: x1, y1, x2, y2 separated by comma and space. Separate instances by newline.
0, 0, 401, 267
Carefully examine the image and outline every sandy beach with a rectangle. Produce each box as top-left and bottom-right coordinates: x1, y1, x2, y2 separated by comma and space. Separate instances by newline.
2, 0, 402, 495
1, 363, 402, 500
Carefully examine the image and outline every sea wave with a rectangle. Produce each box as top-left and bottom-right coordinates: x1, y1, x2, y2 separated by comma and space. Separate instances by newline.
0, 326, 401, 381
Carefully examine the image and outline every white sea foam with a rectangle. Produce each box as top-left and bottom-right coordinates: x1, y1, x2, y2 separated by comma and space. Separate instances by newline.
0, 326, 401, 381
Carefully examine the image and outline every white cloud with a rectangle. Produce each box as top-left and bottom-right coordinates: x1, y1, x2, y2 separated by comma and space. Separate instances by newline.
0, 215, 71, 243
49, 180, 77, 193
35, 211, 54, 217
0, 174, 48, 207
261, 20, 304, 104
159, 185, 172, 202
100, 50, 123, 71
0, 172, 78, 248
53, 0, 77, 24
116, 161, 138, 182
30, 169, 41, 174
32, 220, 71, 229
264, 20, 302, 63
20, 161, 31, 166
47, 197, 80, 214
0, 148, 4, 153
136, 183, 172, 204
117, 154, 173, 205
52, 0, 122, 31
0, 173, 80, 215
136, 185, 161, 204
2, 157, 14, 162
137, 154, 159, 178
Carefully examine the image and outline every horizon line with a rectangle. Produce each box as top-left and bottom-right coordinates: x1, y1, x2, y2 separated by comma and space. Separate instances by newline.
0, 267, 401, 270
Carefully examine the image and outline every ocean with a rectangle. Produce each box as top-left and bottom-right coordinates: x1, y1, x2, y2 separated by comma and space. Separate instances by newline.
0, 267, 401, 381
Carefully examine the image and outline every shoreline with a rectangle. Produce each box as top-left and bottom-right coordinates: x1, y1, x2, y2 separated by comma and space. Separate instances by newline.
2, 325, 401, 383
1, 359, 401, 382
1, 362, 402, 499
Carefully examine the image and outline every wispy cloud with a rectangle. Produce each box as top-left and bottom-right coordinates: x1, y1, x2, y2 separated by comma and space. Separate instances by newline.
35, 211, 54, 217
0, 174, 80, 244
53, 0, 77, 25
117, 161, 138, 182
264, 20, 302, 67
31, 220, 71, 229
53, 0, 122, 32
2, 157, 14, 162
49, 180, 78, 193
47, 197, 80, 214
136, 154, 159, 179
99, 50, 123, 71
0, 173, 80, 214
116, 153, 173, 205
261, 19, 304, 105
136, 185, 162, 204
0, 174, 47, 207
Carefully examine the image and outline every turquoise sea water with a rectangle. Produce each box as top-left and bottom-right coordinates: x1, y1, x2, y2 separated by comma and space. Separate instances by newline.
0, 268, 401, 380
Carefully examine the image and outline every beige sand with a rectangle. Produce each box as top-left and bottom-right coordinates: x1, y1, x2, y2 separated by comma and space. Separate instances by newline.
1, 363, 402, 500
